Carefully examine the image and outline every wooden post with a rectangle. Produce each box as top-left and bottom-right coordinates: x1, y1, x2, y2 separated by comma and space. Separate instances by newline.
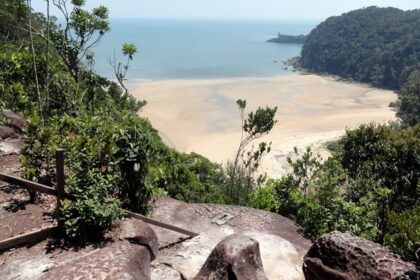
55, 149, 65, 220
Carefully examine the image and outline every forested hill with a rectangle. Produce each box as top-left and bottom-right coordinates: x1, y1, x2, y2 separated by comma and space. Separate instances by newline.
300, 7, 420, 89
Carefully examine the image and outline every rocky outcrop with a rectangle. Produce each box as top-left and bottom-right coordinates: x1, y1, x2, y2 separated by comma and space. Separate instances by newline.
194, 234, 268, 280
152, 198, 310, 279
41, 218, 158, 280
0, 125, 17, 140
1, 109, 27, 132
303, 231, 419, 280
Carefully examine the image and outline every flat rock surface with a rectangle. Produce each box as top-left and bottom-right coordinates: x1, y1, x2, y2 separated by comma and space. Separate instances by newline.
151, 197, 312, 280
40, 241, 152, 280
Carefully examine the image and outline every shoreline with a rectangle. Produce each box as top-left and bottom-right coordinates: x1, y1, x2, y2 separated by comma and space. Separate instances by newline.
131, 73, 397, 177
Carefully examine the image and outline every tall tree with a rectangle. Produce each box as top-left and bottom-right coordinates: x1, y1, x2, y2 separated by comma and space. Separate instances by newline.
48, 0, 110, 80
228, 99, 277, 203
27, 0, 44, 124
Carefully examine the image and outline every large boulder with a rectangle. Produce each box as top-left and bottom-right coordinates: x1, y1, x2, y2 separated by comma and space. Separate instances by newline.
303, 231, 419, 280
193, 234, 268, 280
2, 109, 27, 132
41, 219, 158, 280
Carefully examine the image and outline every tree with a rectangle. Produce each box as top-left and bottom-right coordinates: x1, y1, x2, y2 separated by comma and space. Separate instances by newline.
110, 43, 138, 95
396, 70, 420, 126
0, 0, 28, 46
26, 0, 43, 124
48, 0, 110, 80
228, 99, 277, 204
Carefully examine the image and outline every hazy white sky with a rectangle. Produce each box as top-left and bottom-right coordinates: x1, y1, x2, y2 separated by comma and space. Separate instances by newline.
32, 0, 419, 20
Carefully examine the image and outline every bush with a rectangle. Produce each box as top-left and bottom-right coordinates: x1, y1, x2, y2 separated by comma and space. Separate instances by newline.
341, 124, 420, 212
150, 150, 227, 204
384, 206, 420, 262
262, 124, 419, 259
21, 111, 162, 237
248, 181, 279, 212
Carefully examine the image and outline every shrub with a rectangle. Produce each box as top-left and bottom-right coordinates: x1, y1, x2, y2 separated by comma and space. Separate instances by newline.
21, 112, 161, 237
248, 182, 279, 212
384, 206, 420, 262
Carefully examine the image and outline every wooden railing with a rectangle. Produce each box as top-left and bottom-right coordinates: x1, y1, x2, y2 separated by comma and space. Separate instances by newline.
0, 149, 198, 251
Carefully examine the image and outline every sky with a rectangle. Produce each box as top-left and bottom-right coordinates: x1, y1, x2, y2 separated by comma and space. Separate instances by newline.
32, 0, 419, 20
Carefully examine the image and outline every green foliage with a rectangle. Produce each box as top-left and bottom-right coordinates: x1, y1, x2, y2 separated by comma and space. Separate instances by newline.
263, 124, 419, 261
50, 0, 110, 79
112, 115, 159, 213
122, 43, 137, 60
271, 152, 368, 240
287, 147, 320, 194
301, 7, 420, 89
384, 206, 420, 261
0, 51, 39, 113
396, 71, 420, 126
248, 182, 279, 212
324, 139, 343, 153
0, 0, 29, 48
268, 33, 305, 44
243, 106, 277, 138
2, 1, 230, 241
150, 150, 227, 204
0, 50, 82, 117
341, 124, 420, 213
228, 100, 277, 205
111, 43, 140, 95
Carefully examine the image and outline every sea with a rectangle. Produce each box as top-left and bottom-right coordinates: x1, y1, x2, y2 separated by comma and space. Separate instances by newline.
92, 19, 318, 81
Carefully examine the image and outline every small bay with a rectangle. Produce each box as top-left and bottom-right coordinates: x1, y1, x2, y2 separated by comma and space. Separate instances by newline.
93, 19, 317, 80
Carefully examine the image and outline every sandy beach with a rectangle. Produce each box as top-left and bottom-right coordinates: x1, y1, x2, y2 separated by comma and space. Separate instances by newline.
131, 74, 397, 177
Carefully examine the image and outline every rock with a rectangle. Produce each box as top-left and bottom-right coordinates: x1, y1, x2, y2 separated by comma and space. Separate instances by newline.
41, 241, 152, 280
193, 234, 268, 280
151, 262, 185, 280
114, 218, 159, 260
151, 198, 310, 279
303, 231, 419, 280
41, 219, 159, 280
2, 109, 28, 131
0, 125, 17, 140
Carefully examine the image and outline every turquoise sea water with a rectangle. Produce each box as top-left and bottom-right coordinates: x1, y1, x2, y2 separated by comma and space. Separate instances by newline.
93, 19, 318, 80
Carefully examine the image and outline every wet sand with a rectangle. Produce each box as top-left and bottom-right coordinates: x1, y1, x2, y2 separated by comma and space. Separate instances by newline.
131, 74, 397, 177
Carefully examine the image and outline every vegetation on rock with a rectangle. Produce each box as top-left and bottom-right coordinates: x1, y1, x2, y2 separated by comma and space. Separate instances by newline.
267, 33, 305, 44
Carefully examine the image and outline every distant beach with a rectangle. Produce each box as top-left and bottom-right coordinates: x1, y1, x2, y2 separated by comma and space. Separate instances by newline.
131, 74, 397, 177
